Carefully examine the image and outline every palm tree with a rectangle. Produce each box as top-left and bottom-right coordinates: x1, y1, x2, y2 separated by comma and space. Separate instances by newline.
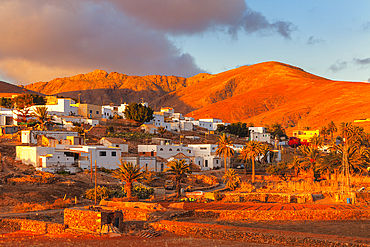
310, 134, 324, 149
320, 126, 328, 140
216, 134, 235, 173
298, 144, 321, 179
288, 156, 303, 177
327, 121, 337, 141
112, 161, 143, 198
33, 106, 50, 130
222, 169, 241, 190
166, 159, 191, 198
240, 141, 261, 183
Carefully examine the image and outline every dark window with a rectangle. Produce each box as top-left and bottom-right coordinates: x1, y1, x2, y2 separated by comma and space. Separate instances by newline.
112, 151, 116, 157
187, 150, 191, 153
205, 160, 208, 167
159, 148, 163, 151
176, 149, 180, 151
96, 111, 99, 114
169, 148, 172, 151
99, 151, 106, 156
216, 160, 218, 164
90, 110, 92, 113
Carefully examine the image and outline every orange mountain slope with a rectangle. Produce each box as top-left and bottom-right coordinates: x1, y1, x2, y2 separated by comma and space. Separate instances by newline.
25, 69, 212, 105
22, 61, 370, 132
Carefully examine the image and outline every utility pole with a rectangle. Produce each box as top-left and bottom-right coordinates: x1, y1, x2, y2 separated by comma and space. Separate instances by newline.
94, 160, 97, 205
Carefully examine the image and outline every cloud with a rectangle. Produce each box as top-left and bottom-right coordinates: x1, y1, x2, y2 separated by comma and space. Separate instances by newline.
329, 60, 347, 73
362, 21, 370, 30
307, 36, 325, 45
101, 0, 296, 38
353, 58, 370, 66
0, 0, 296, 84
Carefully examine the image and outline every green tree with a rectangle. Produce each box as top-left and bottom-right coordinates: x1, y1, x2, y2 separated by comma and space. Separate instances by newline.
216, 134, 235, 173
166, 159, 191, 198
268, 123, 286, 139
240, 141, 262, 183
222, 169, 241, 190
157, 126, 166, 137
124, 102, 154, 122
112, 161, 143, 198
0, 97, 13, 108
11, 94, 34, 126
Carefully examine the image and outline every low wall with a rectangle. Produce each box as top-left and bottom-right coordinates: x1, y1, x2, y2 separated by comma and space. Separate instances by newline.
64, 208, 103, 232
0, 219, 65, 234
221, 192, 313, 203
151, 220, 368, 247
191, 209, 370, 221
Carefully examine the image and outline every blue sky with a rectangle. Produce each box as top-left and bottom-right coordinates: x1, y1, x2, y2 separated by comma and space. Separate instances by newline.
0, 0, 369, 85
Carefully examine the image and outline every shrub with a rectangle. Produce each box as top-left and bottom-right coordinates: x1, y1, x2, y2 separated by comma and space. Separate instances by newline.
84, 186, 111, 201
213, 191, 224, 201
266, 162, 290, 180
110, 184, 154, 199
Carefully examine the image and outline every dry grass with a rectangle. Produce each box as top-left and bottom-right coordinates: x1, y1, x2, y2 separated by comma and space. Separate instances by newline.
13, 198, 72, 213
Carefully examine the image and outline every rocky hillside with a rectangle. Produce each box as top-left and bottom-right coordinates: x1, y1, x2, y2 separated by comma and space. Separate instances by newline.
23, 61, 370, 132
25, 69, 212, 106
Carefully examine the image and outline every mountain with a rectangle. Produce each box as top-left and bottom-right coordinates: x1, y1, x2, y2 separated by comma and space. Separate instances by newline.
24, 61, 370, 132
0, 80, 44, 98
25, 69, 212, 106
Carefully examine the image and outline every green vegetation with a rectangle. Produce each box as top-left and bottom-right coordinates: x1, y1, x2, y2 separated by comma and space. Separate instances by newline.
266, 162, 290, 180
107, 132, 154, 141
239, 141, 262, 183
84, 186, 110, 201
0, 97, 12, 108
166, 159, 191, 198
216, 133, 235, 173
222, 169, 241, 190
112, 161, 144, 198
216, 122, 250, 137
123, 102, 154, 122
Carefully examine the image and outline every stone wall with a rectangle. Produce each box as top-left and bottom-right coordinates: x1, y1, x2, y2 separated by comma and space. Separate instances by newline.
0, 219, 65, 234
64, 208, 103, 232
191, 209, 370, 221
151, 220, 367, 247
221, 192, 313, 203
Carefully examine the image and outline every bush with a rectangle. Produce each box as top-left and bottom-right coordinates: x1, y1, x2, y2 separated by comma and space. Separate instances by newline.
266, 162, 290, 180
84, 186, 111, 201
213, 191, 224, 201
110, 184, 154, 199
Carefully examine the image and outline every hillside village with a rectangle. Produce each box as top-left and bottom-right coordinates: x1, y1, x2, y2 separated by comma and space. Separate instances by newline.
1, 94, 283, 174
2, 93, 370, 246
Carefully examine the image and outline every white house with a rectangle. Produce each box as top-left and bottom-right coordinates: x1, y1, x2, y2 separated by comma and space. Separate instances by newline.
138, 144, 193, 159
99, 137, 128, 153
187, 144, 221, 170
29, 99, 78, 116
249, 127, 271, 143
52, 116, 99, 128
21, 130, 79, 144
0, 107, 15, 126
16, 144, 123, 172
101, 106, 114, 119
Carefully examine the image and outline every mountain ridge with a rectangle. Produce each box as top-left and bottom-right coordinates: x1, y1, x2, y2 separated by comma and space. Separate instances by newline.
12, 61, 370, 132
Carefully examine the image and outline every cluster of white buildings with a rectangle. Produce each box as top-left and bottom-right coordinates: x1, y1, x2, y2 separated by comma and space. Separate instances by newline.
2, 95, 282, 174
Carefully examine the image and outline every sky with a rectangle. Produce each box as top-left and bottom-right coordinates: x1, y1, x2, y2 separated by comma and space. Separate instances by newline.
0, 0, 369, 85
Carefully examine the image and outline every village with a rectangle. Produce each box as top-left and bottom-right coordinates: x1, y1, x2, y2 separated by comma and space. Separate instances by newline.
1, 94, 370, 246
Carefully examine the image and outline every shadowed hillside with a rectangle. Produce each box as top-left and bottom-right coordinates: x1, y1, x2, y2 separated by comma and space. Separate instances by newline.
0, 81, 44, 97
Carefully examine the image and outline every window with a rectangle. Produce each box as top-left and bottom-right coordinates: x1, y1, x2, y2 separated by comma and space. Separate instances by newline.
205, 160, 208, 167
176, 149, 180, 151
99, 151, 106, 156
187, 150, 191, 154
169, 148, 172, 151
96, 111, 99, 114
116, 145, 119, 147
216, 160, 219, 164
159, 148, 163, 151
200, 147, 207, 150
90, 110, 92, 113
111, 151, 116, 157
